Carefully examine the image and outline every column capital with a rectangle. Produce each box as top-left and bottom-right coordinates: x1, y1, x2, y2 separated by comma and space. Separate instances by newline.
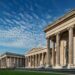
55, 32, 60, 36
46, 37, 51, 40
67, 25, 74, 30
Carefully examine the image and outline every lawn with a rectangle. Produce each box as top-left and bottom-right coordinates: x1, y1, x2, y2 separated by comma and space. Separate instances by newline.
0, 70, 66, 75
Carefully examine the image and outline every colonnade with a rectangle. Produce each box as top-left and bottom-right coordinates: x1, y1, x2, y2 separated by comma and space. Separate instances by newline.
46, 26, 74, 68
0, 57, 25, 68
25, 52, 47, 68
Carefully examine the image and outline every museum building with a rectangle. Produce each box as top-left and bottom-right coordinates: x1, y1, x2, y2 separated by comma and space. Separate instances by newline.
0, 9, 75, 69
25, 9, 75, 69
0, 52, 25, 68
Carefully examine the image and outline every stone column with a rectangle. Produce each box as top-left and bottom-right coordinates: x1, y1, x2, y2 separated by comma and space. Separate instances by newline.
28, 56, 30, 67
26, 57, 28, 67
56, 33, 60, 66
10, 57, 11, 67
17, 58, 18, 67
52, 40, 55, 66
34, 55, 36, 67
35, 54, 38, 67
33, 55, 35, 68
30, 56, 32, 67
46, 38, 51, 67
14, 57, 16, 67
27, 57, 28, 67
0, 58, 2, 67
38, 54, 40, 66
19, 58, 20, 67
25, 57, 27, 67
28, 57, 29, 67
42, 53, 44, 66
34, 55, 36, 68
34, 55, 35, 68
68, 26, 73, 66
32, 56, 33, 67
6, 57, 7, 68
37, 54, 40, 67
37, 55, 39, 66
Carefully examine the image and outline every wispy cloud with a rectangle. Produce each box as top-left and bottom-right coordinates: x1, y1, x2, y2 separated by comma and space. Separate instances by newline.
0, 0, 55, 53
0, 26, 46, 49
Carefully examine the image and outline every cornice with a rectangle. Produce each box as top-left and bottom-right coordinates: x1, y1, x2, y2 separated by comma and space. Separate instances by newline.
44, 9, 75, 32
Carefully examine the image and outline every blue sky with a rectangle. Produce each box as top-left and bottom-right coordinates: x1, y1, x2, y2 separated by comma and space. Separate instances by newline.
0, 0, 75, 54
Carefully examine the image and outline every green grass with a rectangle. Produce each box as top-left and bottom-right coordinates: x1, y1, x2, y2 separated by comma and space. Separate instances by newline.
0, 70, 66, 75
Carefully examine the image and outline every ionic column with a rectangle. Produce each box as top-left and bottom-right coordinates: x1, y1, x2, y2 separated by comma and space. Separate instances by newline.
68, 26, 73, 66
17, 58, 18, 67
25, 57, 27, 67
37, 55, 39, 66
1, 58, 2, 67
34, 55, 35, 67
52, 40, 55, 66
33, 55, 35, 68
56, 33, 60, 66
34, 55, 36, 67
26, 57, 28, 67
39, 54, 40, 66
27, 56, 29, 67
6, 57, 7, 68
35, 54, 37, 67
36, 55, 38, 67
38, 54, 40, 66
24, 57, 26, 67
46, 38, 51, 67
42, 53, 44, 66
14, 57, 16, 67
10, 57, 11, 67
28, 56, 30, 67
19, 58, 21, 67
30, 56, 32, 67
27, 57, 28, 67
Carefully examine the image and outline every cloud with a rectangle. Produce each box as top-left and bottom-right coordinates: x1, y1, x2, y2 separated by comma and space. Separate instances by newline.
46, 15, 52, 19
32, 13, 39, 20
0, 0, 54, 53
0, 26, 46, 49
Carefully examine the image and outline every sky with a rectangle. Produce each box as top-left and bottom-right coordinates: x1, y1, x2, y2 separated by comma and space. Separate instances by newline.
0, 0, 75, 55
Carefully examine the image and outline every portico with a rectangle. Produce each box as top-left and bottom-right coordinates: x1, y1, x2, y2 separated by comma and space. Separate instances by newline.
25, 10, 75, 69
44, 9, 75, 68
25, 48, 49, 68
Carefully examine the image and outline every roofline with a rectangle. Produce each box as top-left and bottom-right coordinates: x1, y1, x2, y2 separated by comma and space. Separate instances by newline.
0, 52, 25, 57
25, 47, 47, 55
44, 9, 75, 32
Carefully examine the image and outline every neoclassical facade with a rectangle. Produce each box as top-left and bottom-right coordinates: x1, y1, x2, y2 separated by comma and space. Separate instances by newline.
25, 9, 75, 69
0, 9, 75, 69
25, 48, 52, 68
0, 52, 25, 68
44, 9, 75, 68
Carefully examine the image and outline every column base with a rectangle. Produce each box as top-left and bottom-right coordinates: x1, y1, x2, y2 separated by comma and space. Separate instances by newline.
67, 64, 75, 69
45, 64, 52, 68
52, 65, 62, 69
